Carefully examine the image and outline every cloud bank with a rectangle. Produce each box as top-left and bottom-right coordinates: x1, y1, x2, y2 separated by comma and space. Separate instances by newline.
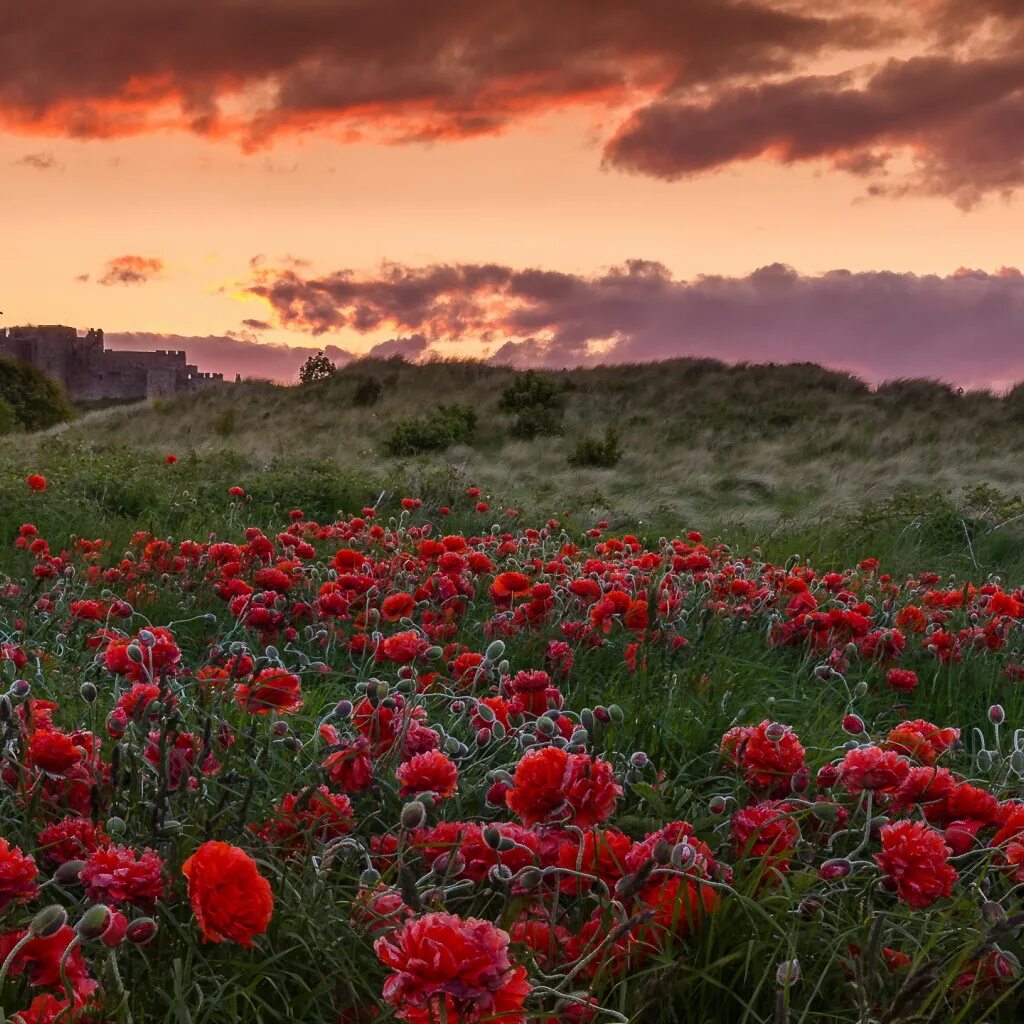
97, 255, 165, 287
241, 259, 1024, 388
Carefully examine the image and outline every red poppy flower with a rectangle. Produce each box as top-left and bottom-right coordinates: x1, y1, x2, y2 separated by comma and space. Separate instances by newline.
874, 820, 957, 908
80, 844, 165, 910
397, 750, 458, 799
182, 841, 273, 947
375, 911, 530, 1024
506, 747, 620, 828
25, 475, 46, 493
234, 669, 303, 715
0, 839, 39, 911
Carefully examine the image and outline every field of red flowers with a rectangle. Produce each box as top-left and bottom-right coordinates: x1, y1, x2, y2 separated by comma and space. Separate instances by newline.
1, 472, 1023, 1022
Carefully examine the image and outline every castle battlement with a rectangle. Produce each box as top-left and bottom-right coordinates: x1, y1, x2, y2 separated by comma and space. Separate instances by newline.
0, 325, 224, 401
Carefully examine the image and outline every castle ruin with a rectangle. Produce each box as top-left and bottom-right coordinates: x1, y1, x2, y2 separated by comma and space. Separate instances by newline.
0, 325, 223, 401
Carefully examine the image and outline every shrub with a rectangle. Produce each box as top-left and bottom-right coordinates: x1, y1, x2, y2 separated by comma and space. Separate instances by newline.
298, 352, 337, 384
568, 427, 623, 468
509, 405, 564, 440
499, 370, 565, 414
0, 356, 76, 430
0, 396, 17, 435
212, 406, 237, 437
384, 404, 477, 456
499, 370, 566, 439
353, 375, 384, 407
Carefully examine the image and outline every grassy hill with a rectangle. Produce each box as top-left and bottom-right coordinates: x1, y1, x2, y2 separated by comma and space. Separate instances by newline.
24, 355, 1024, 527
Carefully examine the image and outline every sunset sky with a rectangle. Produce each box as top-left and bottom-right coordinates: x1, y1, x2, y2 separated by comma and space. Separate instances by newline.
4, 1, 1024, 386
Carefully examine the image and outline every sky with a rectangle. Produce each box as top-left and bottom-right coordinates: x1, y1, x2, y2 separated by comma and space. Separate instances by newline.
3, 0, 1024, 387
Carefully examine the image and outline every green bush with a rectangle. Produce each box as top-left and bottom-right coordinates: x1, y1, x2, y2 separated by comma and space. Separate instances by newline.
568, 426, 623, 468
383, 403, 477, 456
0, 396, 17, 435
499, 370, 566, 439
0, 356, 76, 430
498, 370, 566, 414
212, 406, 237, 436
353, 375, 384, 407
509, 405, 564, 440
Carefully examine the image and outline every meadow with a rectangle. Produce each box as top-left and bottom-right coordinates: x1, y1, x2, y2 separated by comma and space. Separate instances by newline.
1, 360, 1024, 1022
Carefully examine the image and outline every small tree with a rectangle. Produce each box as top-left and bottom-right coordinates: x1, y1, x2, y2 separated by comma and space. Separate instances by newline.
298, 352, 336, 384
568, 427, 623, 468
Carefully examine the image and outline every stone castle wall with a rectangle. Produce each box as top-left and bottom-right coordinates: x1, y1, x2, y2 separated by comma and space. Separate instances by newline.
0, 325, 223, 401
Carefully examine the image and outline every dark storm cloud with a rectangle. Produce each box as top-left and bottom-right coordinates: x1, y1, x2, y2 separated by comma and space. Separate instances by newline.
603, 54, 1024, 208
243, 260, 1024, 388
0, 1, 881, 145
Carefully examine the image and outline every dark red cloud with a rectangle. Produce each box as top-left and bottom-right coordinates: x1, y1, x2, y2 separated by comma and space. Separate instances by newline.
244, 260, 1024, 388
603, 53, 1024, 207
0, 1, 881, 146
97, 255, 165, 286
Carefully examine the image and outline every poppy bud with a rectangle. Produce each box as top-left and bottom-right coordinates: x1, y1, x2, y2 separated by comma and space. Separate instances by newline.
491, 722, 506, 741
629, 751, 649, 768
76, 904, 111, 939
482, 827, 502, 850
29, 905, 67, 937
400, 801, 427, 830
106, 817, 126, 836
853, 681, 869, 697
671, 843, 695, 870
517, 867, 543, 890
79, 682, 97, 703
535, 716, 556, 737
125, 918, 158, 946
976, 749, 994, 773
819, 858, 852, 880
842, 714, 864, 735
282, 736, 302, 752
811, 803, 842, 823
484, 640, 505, 663
11, 680, 30, 697
1010, 749, 1024, 776
127, 644, 144, 663
580, 709, 595, 733
272, 720, 289, 736
776, 960, 801, 986
608, 704, 624, 724
332, 700, 353, 720
709, 795, 729, 815
101, 911, 128, 948
475, 702, 496, 724
359, 868, 381, 887
989, 704, 1006, 725
764, 722, 787, 743
54, 859, 86, 885
982, 900, 1007, 926
488, 864, 513, 885
475, 728, 490, 747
